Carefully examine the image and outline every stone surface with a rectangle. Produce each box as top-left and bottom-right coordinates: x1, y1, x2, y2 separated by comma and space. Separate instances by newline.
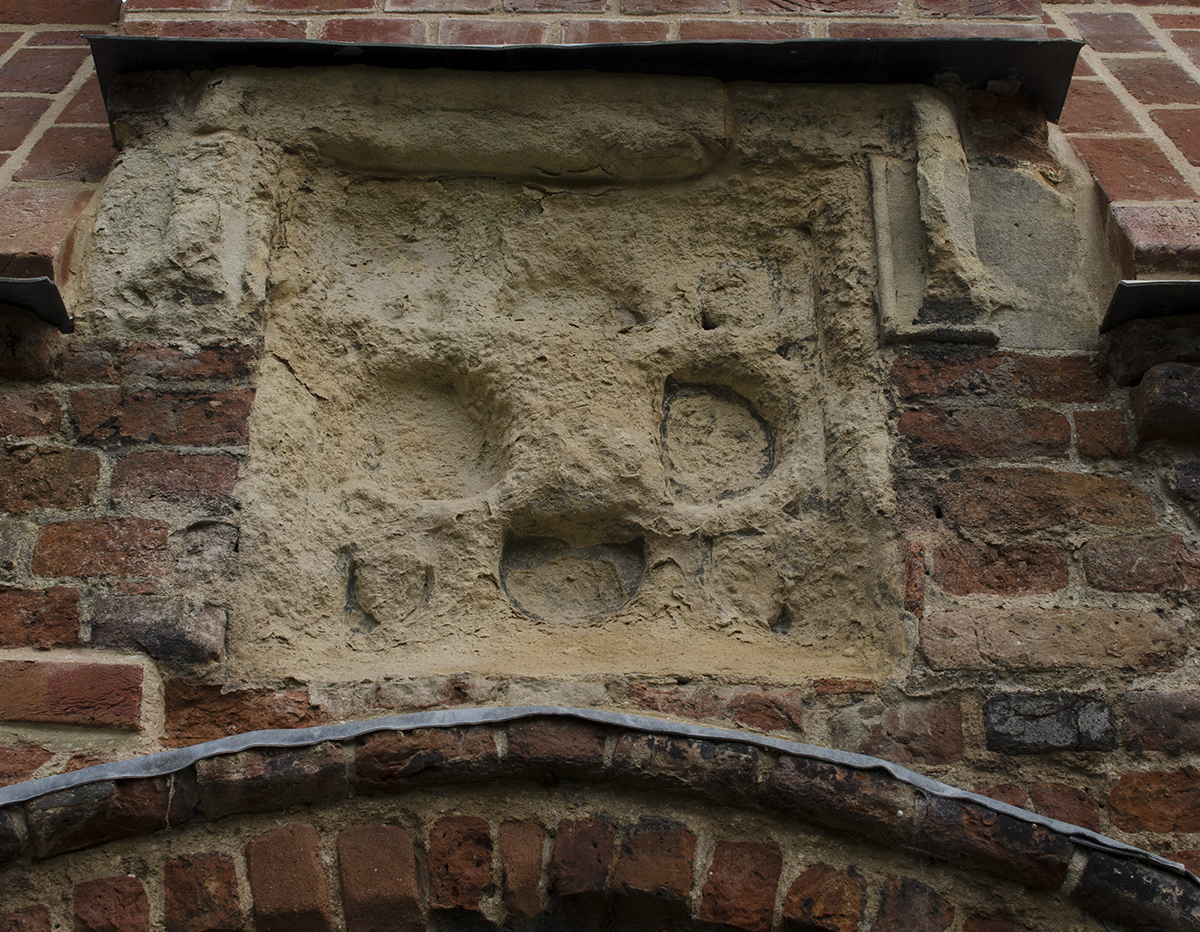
164, 853, 244, 932
698, 841, 782, 932
983, 692, 1117, 754
782, 863, 865, 932
74, 876, 149, 932
429, 816, 493, 913
920, 608, 1184, 672
244, 824, 333, 932
337, 824, 421, 932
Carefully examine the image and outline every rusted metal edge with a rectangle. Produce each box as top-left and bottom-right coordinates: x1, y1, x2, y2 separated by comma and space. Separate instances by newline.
0, 704, 1190, 883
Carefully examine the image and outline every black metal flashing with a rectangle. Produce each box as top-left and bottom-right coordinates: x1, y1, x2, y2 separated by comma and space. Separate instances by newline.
88, 35, 1083, 124
0, 277, 72, 333
1101, 279, 1200, 333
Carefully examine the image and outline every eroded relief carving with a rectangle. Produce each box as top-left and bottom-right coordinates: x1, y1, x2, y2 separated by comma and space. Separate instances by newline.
84, 69, 1106, 684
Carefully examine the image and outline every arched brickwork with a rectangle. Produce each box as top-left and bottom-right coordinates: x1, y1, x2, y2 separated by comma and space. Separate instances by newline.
0, 709, 1196, 932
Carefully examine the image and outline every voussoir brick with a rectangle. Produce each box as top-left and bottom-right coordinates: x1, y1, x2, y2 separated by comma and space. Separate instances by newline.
245, 824, 334, 932
699, 841, 782, 932
612, 733, 757, 803
782, 863, 865, 932
337, 824, 422, 932
26, 777, 176, 858
74, 876, 149, 932
508, 716, 606, 778
355, 726, 499, 792
611, 819, 696, 902
196, 743, 349, 817
165, 852, 243, 932
872, 877, 954, 932
552, 818, 615, 897
429, 816, 493, 913
500, 822, 546, 919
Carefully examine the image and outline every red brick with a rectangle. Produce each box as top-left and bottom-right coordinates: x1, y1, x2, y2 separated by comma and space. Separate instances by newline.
123, 0, 232, 8
839, 698, 962, 765
164, 680, 330, 747
0, 447, 98, 513
827, 22, 1043, 37
164, 853, 243, 932
13, 126, 115, 183
1153, 109, 1200, 166
0, 33, 16, 55
61, 340, 256, 383
438, 20, 547, 42
429, 816, 493, 913
904, 541, 925, 617
1174, 29, 1200, 68
159, 20, 308, 38
28, 31, 93, 45
1109, 769, 1200, 832
611, 819, 696, 901
506, 0, 601, 10
745, 0, 895, 12
920, 608, 1184, 672
57, 79, 108, 124
0, 0, 119, 21
552, 818, 615, 896
508, 717, 606, 777
627, 683, 802, 734
872, 878, 954, 932
679, 19, 811, 39
974, 784, 1028, 808
728, 688, 804, 733
0, 660, 141, 728
932, 542, 1067, 595
1068, 12, 1161, 52
1057, 80, 1141, 135
33, 518, 168, 578
1029, 782, 1101, 832
0, 905, 51, 932
900, 407, 1069, 461
70, 388, 254, 446
500, 822, 545, 919
917, 0, 1036, 13
338, 824, 421, 932
1109, 58, 1200, 106
699, 841, 781, 932
891, 349, 1107, 403
0, 394, 60, 437
387, 0, 492, 11
0, 746, 52, 786
91, 595, 224, 665
0, 187, 95, 281
248, 0, 370, 8
1076, 410, 1130, 458
197, 743, 348, 817
74, 876, 149, 932
613, 733, 758, 803
245, 825, 333, 932
1082, 533, 1200, 592
111, 452, 238, 504
1071, 136, 1194, 202
781, 863, 864, 932
1111, 204, 1200, 276
1124, 690, 1200, 753
563, 20, 668, 41
1159, 17, 1200, 29
320, 17, 428, 41
0, 48, 89, 94
25, 775, 184, 857
622, 0, 725, 11
0, 99, 51, 151
0, 586, 79, 647
355, 727, 499, 792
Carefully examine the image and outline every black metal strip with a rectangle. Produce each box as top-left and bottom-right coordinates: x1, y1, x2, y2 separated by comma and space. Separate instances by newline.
87, 35, 1082, 123
0, 277, 72, 333
1101, 279, 1200, 333
0, 704, 1189, 882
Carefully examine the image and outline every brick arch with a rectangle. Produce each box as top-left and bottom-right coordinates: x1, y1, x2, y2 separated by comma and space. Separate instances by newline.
0, 708, 1195, 932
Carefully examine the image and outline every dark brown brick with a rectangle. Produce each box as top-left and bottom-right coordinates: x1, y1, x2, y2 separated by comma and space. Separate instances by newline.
612, 733, 757, 803
611, 819, 695, 902
0, 0, 119, 21
0, 308, 61, 380
699, 841, 781, 932
1071, 852, 1200, 932
164, 853, 243, 932
507, 717, 606, 778
158, 19, 307, 38
0, 393, 60, 438
871, 877, 954, 932
60, 340, 256, 383
891, 349, 1107, 403
899, 408, 1070, 461
0, 48, 89, 94
745, 0, 895, 11
337, 824, 421, 932
58, 77, 107, 123
1076, 410, 1131, 458
437, 20, 548, 43
32, 518, 168, 578
1107, 315, 1200, 386
562, 19, 668, 41
931, 468, 1156, 532
962, 918, 1025, 932
1110, 769, 1200, 832
70, 388, 253, 446
552, 818, 615, 897
759, 756, 915, 844
1060, 80, 1141, 135
0, 904, 51, 932
196, 743, 349, 817
12, 126, 115, 183
1082, 534, 1200, 592
1154, 109, 1200, 166
164, 680, 330, 747
626, 683, 803, 733
429, 816, 493, 913
26, 777, 176, 857
1135, 363, 1200, 441
355, 727, 499, 792
500, 822, 545, 919
0, 586, 79, 647
74, 876, 149, 932
0, 99, 51, 151
245, 825, 333, 932
320, 16, 427, 41
621, 0, 725, 11
832, 698, 962, 765
0, 446, 98, 513
112, 452, 239, 504
915, 797, 1074, 890
1125, 690, 1200, 753
781, 863, 865, 932
1108, 57, 1200, 106
933, 542, 1066, 595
